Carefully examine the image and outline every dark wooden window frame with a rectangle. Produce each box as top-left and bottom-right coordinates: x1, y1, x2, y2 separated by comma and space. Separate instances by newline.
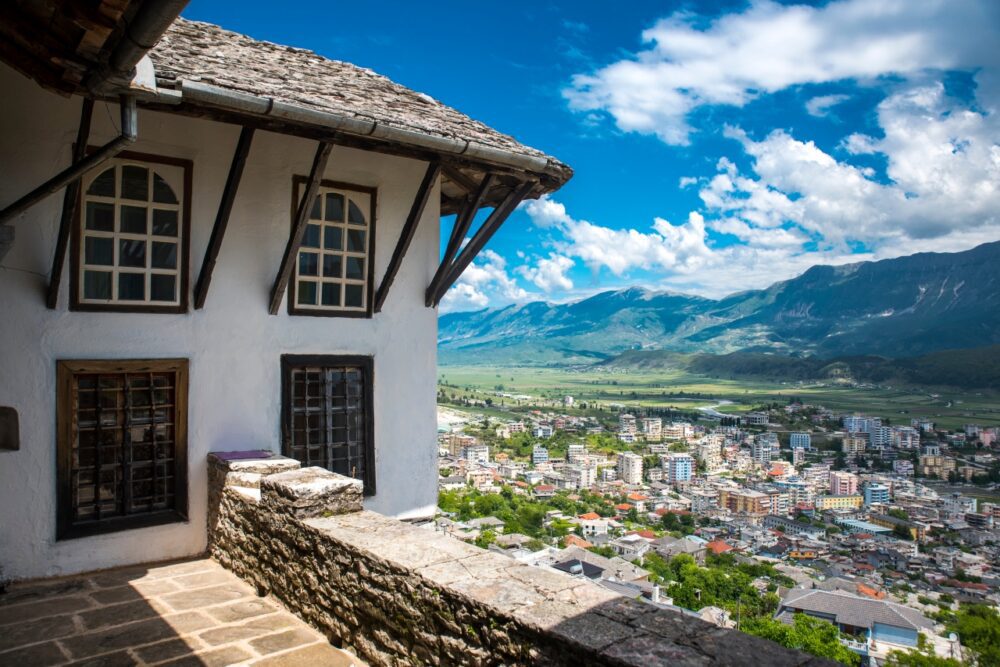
70, 149, 193, 314
280, 354, 376, 495
288, 177, 377, 318
56, 359, 189, 540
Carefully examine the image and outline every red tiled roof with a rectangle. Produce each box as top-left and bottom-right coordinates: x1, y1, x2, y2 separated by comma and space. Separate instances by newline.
627, 493, 649, 501
706, 540, 733, 555
534, 485, 556, 492
563, 535, 594, 549
578, 512, 601, 520
856, 584, 885, 600
615, 503, 632, 511
947, 581, 989, 591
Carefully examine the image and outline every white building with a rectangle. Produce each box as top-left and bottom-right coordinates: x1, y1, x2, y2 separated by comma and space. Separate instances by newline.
563, 395, 574, 407
461, 444, 490, 465
617, 452, 644, 485
869, 426, 892, 449
619, 413, 637, 435
751, 436, 776, 466
663, 422, 693, 440
641, 417, 662, 441
567, 443, 587, 464
533, 424, 554, 438
892, 427, 921, 450
0, 13, 571, 580
893, 460, 915, 476
742, 413, 769, 427
565, 464, 596, 489
532, 446, 550, 466
689, 489, 719, 512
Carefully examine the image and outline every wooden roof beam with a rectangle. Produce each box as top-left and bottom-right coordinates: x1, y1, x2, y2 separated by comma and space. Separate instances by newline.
441, 164, 478, 194
46, 97, 94, 309
194, 126, 254, 309
429, 179, 535, 307
373, 160, 440, 313
425, 173, 494, 307
268, 140, 332, 314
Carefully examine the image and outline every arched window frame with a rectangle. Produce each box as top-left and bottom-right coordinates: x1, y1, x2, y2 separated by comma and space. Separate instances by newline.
71, 150, 192, 313
288, 177, 377, 317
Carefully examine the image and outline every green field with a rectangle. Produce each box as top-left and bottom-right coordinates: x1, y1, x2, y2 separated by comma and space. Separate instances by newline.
438, 365, 1000, 431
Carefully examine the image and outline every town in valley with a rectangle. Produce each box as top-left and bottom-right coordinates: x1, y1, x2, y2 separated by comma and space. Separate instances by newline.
431, 374, 1000, 665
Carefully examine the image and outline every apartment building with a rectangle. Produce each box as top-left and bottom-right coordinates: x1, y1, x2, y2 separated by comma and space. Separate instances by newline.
617, 452, 644, 485
665, 453, 694, 485
829, 471, 859, 496
641, 417, 663, 441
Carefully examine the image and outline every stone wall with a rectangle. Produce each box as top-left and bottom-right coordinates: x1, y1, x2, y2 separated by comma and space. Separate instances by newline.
207, 453, 833, 666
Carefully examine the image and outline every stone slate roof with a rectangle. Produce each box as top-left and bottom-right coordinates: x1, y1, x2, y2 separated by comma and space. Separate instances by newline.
779, 589, 933, 632
148, 18, 569, 182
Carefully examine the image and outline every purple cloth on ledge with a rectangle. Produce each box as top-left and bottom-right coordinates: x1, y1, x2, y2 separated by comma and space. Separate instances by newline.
212, 450, 274, 461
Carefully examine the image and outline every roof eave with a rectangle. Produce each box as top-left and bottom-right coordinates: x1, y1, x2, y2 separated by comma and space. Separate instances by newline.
123, 78, 571, 213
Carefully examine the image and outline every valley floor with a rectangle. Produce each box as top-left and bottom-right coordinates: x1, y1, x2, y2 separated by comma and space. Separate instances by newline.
438, 365, 1000, 431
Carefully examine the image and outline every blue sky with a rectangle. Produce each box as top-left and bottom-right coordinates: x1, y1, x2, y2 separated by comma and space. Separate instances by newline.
184, 1, 1000, 312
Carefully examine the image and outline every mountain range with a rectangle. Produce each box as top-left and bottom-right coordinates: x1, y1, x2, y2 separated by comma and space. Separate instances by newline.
438, 241, 1000, 367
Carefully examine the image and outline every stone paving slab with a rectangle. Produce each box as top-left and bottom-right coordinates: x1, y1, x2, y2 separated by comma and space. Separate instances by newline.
0, 557, 365, 666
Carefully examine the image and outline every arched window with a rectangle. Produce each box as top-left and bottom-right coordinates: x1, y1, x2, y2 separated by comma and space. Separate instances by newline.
74, 155, 190, 311
290, 180, 375, 316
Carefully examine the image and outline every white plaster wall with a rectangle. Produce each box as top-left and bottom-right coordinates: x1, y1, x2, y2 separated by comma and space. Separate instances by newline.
0, 65, 440, 580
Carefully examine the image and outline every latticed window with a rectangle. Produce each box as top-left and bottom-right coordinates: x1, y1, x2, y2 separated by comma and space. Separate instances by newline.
290, 181, 375, 316
57, 360, 188, 539
74, 154, 190, 311
281, 355, 375, 494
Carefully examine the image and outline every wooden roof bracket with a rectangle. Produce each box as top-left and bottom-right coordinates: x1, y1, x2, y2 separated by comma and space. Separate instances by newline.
268, 141, 333, 314
428, 178, 536, 308
194, 126, 255, 309
0, 95, 137, 228
425, 173, 495, 307
45, 98, 94, 309
373, 160, 441, 313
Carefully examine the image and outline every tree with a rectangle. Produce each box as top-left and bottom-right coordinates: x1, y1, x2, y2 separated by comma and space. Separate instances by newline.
741, 614, 860, 666
474, 529, 496, 549
948, 605, 1000, 667
893, 523, 913, 540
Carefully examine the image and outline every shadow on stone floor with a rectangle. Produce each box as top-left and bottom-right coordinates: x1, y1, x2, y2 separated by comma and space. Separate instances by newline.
0, 556, 361, 666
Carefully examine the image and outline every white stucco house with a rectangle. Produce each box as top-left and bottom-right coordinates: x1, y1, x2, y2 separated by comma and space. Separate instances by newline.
0, 3, 570, 581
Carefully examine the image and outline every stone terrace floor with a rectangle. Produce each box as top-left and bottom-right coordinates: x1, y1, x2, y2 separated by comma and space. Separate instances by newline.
0, 556, 365, 666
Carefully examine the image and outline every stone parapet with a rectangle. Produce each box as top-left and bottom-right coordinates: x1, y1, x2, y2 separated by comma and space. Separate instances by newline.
260, 467, 363, 519
207, 455, 833, 666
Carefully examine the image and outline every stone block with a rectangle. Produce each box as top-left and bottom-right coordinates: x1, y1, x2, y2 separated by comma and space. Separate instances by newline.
208, 451, 300, 490
261, 467, 363, 519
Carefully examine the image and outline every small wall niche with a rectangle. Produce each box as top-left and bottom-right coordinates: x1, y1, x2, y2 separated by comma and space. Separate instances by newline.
0, 407, 19, 451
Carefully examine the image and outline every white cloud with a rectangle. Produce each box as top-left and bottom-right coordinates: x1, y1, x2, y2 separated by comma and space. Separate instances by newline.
517, 253, 575, 292
706, 84, 1000, 245
439, 250, 530, 313
520, 196, 574, 228
523, 195, 715, 278
805, 93, 849, 117
564, 0, 1000, 144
